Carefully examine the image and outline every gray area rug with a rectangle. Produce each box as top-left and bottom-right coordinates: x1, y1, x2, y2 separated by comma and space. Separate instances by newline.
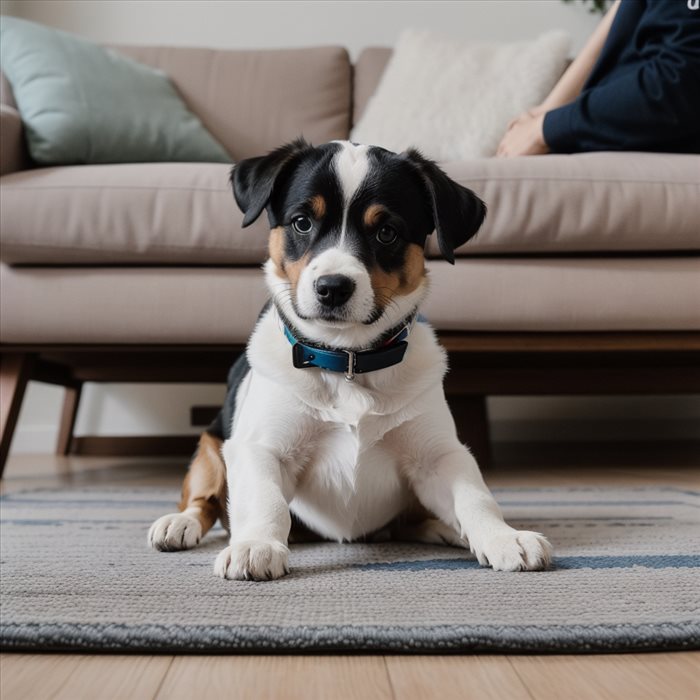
1, 485, 698, 653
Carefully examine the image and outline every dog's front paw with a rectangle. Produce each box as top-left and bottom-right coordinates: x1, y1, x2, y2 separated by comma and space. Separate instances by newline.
214, 540, 290, 581
471, 529, 552, 571
148, 513, 202, 551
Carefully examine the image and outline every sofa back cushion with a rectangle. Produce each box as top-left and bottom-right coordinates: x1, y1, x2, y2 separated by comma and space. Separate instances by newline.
1, 44, 352, 162
353, 47, 392, 127
110, 45, 352, 161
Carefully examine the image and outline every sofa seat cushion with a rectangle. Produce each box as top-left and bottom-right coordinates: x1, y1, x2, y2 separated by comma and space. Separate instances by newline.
1, 153, 698, 265
432, 152, 700, 257
0, 163, 270, 265
2, 258, 698, 344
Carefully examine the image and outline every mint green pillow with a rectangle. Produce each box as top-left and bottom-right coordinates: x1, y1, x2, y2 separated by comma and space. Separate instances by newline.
0, 16, 231, 164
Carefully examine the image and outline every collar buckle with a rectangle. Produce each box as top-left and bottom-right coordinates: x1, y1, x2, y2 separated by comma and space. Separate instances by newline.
344, 350, 356, 382
291, 341, 316, 369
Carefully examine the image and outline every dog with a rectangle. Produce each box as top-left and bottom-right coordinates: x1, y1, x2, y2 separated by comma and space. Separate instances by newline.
148, 139, 553, 580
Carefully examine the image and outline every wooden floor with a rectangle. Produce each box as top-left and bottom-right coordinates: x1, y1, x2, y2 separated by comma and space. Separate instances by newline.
1, 441, 699, 700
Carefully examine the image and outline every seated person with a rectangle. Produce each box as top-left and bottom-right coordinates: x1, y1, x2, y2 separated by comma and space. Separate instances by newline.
497, 0, 700, 156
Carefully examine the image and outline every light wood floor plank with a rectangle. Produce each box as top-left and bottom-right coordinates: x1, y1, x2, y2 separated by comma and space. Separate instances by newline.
0, 653, 174, 700
630, 653, 700, 697
509, 652, 700, 700
385, 655, 531, 700
0, 654, 82, 700
156, 655, 393, 700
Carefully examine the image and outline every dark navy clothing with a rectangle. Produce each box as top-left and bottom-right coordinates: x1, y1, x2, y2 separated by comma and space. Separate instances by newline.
543, 0, 700, 153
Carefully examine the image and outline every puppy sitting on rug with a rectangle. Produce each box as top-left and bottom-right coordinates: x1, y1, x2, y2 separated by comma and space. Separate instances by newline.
148, 139, 552, 580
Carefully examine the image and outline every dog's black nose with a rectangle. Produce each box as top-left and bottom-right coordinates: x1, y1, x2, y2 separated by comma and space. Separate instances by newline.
315, 274, 355, 307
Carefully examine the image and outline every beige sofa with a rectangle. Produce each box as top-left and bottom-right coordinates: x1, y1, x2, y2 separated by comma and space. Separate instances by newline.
1, 45, 699, 471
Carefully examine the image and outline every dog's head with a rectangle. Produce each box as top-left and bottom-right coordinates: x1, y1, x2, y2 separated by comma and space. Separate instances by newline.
232, 139, 485, 346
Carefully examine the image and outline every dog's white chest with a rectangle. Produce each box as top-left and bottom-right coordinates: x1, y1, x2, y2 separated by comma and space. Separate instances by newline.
290, 419, 410, 542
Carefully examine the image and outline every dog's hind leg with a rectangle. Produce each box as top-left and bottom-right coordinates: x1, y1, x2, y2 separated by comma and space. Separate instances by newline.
148, 432, 227, 551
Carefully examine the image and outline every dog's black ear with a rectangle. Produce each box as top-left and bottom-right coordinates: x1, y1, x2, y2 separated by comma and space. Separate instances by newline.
403, 149, 486, 264
231, 138, 313, 227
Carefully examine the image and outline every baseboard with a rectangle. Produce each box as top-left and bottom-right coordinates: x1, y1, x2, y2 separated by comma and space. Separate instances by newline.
490, 418, 700, 443
70, 435, 198, 456
492, 439, 700, 468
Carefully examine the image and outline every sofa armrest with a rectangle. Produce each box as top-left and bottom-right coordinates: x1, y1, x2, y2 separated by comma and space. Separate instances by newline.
0, 105, 29, 176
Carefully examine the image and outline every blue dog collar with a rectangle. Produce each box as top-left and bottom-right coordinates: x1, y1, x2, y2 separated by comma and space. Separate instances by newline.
283, 322, 412, 381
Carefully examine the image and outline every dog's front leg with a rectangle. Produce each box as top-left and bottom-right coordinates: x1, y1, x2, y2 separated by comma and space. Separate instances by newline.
397, 394, 552, 571
214, 441, 294, 581
415, 447, 552, 571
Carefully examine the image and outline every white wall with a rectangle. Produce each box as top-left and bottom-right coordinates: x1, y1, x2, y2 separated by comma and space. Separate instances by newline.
4, 0, 698, 453
7, 0, 601, 57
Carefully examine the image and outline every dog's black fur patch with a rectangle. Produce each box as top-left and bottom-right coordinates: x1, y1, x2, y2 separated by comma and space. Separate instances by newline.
232, 139, 486, 269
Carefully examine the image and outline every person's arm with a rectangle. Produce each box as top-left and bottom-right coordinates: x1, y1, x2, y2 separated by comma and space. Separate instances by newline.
496, 0, 621, 157
539, 0, 621, 113
544, 2, 700, 153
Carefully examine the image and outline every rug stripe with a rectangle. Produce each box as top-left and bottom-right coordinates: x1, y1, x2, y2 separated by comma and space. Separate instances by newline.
357, 555, 700, 571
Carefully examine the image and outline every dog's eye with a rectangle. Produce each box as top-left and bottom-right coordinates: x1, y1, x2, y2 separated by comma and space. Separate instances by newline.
376, 225, 398, 245
292, 215, 313, 235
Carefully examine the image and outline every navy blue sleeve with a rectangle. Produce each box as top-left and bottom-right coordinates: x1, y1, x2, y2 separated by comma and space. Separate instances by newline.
543, 0, 700, 153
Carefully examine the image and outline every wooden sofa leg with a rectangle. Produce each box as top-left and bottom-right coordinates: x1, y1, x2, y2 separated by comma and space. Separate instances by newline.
56, 383, 83, 456
448, 394, 492, 470
0, 353, 33, 476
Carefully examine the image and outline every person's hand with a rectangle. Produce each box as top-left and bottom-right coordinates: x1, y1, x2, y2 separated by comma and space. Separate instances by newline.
497, 108, 549, 157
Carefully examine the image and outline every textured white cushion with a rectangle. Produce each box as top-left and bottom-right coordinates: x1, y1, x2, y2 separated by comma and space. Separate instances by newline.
352, 29, 570, 160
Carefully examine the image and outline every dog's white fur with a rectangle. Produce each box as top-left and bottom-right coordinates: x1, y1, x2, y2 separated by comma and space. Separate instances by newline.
294, 248, 377, 327
213, 142, 552, 580
333, 140, 370, 247
215, 303, 552, 579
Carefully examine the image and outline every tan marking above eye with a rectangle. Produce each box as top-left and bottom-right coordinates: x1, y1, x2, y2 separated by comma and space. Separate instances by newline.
363, 203, 386, 228
310, 194, 326, 219
370, 243, 426, 309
